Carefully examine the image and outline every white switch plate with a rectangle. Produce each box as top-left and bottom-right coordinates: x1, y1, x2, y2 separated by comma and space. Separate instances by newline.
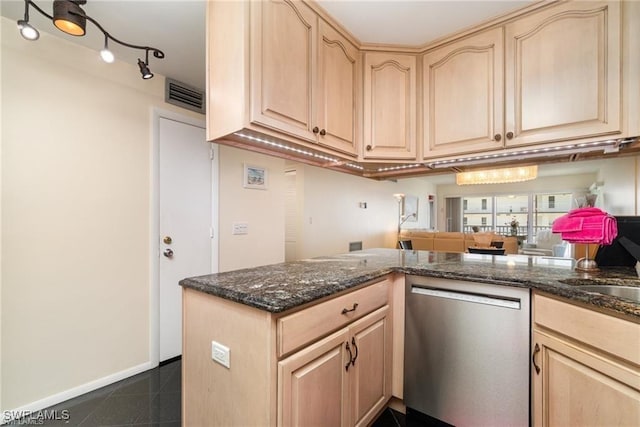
211, 341, 230, 368
232, 222, 248, 235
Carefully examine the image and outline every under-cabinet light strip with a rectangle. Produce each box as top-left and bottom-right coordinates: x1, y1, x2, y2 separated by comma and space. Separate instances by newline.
376, 164, 422, 172
345, 163, 364, 170
426, 139, 633, 169
234, 132, 340, 163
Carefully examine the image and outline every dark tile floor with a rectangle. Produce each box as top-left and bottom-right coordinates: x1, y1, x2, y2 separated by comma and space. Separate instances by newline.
5, 359, 433, 426
5, 360, 181, 426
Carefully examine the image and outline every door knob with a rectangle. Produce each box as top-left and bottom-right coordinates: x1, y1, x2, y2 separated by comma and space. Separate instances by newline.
319, 128, 326, 136
312, 126, 320, 134
506, 131, 514, 140
163, 249, 174, 258
163, 236, 173, 244
494, 134, 502, 142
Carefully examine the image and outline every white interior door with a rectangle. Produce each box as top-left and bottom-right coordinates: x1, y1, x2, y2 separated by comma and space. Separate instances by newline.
159, 117, 214, 362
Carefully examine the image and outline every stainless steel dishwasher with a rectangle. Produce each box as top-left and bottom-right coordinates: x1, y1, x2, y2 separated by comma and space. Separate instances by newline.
404, 275, 530, 426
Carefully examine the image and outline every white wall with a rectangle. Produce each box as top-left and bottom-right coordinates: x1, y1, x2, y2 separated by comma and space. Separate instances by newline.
0, 18, 203, 413
218, 146, 285, 271
288, 163, 436, 260
596, 156, 639, 215
0, 17, 289, 413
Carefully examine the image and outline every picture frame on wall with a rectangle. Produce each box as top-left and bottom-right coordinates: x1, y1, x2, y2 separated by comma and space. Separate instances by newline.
243, 164, 268, 190
404, 195, 418, 221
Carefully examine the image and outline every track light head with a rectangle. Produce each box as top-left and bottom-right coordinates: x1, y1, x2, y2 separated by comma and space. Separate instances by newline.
100, 35, 114, 63
17, 19, 40, 40
100, 48, 114, 63
17, 0, 39, 40
137, 59, 153, 80
53, 0, 86, 36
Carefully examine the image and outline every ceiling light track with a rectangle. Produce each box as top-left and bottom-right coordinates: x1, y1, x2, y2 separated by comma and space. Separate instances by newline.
17, 0, 164, 79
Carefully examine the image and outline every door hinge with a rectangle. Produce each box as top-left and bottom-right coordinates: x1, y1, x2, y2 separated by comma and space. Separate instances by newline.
209, 146, 215, 160
210, 227, 214, 239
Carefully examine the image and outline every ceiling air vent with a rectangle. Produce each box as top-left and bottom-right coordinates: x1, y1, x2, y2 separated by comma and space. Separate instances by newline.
165, 78, 205, 114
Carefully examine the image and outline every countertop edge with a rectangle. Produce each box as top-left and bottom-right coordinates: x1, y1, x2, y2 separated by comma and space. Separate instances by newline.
180, 253, 640, 321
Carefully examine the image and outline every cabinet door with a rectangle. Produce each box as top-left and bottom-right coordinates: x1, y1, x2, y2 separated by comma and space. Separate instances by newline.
532, 331, 640, 427
251, 0, 317, 142
278, 328, 350, 427
423, 27, 504, 159
505, 1, 621, 147
363, 53, 417, 159
317, 20, 359, 156
349, 306, 392, 427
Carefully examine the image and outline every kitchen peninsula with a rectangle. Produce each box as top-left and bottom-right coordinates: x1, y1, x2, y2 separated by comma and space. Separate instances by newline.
180, 249, 640, 426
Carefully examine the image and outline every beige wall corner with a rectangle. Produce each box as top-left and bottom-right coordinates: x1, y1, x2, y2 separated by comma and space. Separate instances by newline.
0, 16, 201, 412
218, 146, 286, 272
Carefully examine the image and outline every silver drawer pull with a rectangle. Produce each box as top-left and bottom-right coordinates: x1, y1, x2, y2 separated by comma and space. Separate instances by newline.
341, 303, 358, 315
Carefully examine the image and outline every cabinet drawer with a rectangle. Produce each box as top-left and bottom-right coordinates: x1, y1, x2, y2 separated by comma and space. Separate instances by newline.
277, 279, 389, 357
533, 293, 640, 365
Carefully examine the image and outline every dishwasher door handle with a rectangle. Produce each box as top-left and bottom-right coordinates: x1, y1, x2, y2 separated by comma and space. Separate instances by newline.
411, 286, 521, 310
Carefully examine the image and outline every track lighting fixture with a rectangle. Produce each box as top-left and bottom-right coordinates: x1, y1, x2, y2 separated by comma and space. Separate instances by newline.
53, 0, 86, 36
17, 0, 39, 40
138, 59, 153, 80
100, 35, 114, 63
16, 0, 164, 79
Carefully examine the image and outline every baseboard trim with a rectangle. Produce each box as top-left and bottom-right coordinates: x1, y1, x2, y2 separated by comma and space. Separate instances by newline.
159, 355, 182, 366
2, 361, 154, 424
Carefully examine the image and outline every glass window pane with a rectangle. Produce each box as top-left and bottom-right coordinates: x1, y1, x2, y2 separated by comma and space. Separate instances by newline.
496, 195, 528, 237
463, 196, 493, 232
534, 193, 572, 242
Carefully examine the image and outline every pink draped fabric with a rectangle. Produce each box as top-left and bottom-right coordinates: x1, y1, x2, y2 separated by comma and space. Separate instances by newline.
551, 207, 618, 245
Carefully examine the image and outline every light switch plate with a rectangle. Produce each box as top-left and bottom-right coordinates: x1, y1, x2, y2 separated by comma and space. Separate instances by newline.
232, 222, 248, 235
211, 341, 230, 368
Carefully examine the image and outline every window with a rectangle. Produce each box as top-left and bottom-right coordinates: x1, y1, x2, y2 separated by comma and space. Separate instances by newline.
496, 195, 528, 236
456, 192, 573, 241
534, 193, 572, 241
463, 197, 494, 232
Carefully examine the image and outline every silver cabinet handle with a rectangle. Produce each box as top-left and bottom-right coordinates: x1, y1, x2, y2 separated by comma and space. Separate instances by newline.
163, 249, 174, 258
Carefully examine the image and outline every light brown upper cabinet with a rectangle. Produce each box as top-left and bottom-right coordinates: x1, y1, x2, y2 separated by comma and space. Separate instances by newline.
504, 1, 622, 147
208, 0, 359, 158
422, 27, 505, 159
363, 53, 417, 160
251, 0, 359, 156
316, 20, 360, 156
250, 0, 318, 144
208, 1, 638, 174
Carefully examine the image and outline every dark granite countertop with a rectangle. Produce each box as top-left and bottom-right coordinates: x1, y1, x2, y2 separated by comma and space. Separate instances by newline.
180, 248, 640, 321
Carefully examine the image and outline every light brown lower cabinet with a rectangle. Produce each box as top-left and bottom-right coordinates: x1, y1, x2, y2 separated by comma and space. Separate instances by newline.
278, 305, 392, 427
183, 276, 397, 426
532, 293, 640, 426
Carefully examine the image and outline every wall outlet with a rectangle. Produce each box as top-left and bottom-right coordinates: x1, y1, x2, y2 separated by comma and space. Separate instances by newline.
232, 222, 248, 235
211, 341, 230, 368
